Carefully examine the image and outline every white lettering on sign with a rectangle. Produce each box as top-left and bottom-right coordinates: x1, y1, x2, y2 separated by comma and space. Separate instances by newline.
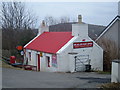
73, 41, 93, 48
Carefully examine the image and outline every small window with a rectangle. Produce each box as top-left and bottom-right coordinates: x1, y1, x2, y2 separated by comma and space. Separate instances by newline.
46, 56, 50, 67
29, 52, 31, 61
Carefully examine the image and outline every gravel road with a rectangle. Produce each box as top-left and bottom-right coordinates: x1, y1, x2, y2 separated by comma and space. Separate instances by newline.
2, 68, 111, 88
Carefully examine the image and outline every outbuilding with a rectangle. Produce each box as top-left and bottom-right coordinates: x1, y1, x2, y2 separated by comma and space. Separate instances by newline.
24, 15, 103, 72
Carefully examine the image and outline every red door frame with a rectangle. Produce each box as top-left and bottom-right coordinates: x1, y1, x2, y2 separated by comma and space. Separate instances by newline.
37, 54, 40, 71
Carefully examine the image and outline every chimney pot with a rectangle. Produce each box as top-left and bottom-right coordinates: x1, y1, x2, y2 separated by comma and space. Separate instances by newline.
78, 15, 82, 23
38, 20, 49, 35
41, 20, 45, 27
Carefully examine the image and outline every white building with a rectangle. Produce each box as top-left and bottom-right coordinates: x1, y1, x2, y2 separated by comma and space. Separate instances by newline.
24, 15, 103, 72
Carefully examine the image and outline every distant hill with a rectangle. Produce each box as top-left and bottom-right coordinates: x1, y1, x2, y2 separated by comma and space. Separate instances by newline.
49, 22, 106, 40
33, 22, 106, 41
32, 29, 38, 35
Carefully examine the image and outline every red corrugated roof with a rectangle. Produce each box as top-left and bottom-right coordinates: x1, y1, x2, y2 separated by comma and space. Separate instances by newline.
24, 32, 73, 54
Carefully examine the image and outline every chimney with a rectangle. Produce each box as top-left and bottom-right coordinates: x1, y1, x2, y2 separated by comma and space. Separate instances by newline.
38, 20, 49, 35
78, 15, 82, 23
72, 15, 88, 37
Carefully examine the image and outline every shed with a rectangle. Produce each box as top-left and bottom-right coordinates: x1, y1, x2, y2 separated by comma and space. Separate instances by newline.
24, 15, 103, 72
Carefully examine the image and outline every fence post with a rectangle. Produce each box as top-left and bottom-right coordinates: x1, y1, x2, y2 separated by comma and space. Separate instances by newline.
111, 60, 120, 83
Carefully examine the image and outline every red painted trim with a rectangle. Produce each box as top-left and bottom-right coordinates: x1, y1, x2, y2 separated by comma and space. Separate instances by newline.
48, 59, 50, 67
37, 54, 40, 71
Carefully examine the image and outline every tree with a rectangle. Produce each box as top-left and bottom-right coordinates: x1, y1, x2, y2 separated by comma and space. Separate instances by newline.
97, 38, 119, 71
59, 16, 70, 23
0, 2, 37, 58
44, 15, 75, 26
44, 16, 58, 26
0, 2, 37, 30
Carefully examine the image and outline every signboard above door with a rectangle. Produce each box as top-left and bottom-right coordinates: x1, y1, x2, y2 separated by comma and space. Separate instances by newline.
73, 41, 93, 49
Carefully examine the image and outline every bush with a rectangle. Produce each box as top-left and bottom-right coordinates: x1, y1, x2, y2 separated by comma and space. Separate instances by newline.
2, 29, 36, 60
2, 49, 23, 62
2, 49, 11, 58
97, 38, 119, 71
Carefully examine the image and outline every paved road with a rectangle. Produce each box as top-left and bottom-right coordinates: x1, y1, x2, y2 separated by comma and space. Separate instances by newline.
2, 68, 111, 88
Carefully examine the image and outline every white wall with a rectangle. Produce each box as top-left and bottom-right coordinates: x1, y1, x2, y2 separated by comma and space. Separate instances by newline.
57, 53, 70, 72
40, 53, 57, 72
40, 52, 59, 72
31, 51, 37, 66
89, 41, 103, 71
57, 35, 103, 72
111, 60, 120, 83
25, 49, 37, 66
24, 49, 60, 72
72, 24, 88, 37
38, 26, 49, 35
69, 54, 76, 72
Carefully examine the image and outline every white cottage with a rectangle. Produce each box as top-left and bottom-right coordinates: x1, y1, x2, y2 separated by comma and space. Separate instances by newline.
24, 15, 103, 72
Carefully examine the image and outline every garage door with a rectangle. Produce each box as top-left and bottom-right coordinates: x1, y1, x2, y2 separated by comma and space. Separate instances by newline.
75, 55, 90, 71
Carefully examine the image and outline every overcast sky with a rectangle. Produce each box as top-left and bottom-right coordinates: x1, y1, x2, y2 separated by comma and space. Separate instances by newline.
26, 2, 118, 28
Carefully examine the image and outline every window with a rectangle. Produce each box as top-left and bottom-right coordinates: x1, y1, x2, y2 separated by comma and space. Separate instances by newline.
52, 55, 57, 67
46, 56, 50, 67
29, 52, 31, 61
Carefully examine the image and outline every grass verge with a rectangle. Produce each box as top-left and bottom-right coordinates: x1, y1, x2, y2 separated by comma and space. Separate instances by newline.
0, 60, 23, 70
100, 82, 120, 89
97, 71, 111, 74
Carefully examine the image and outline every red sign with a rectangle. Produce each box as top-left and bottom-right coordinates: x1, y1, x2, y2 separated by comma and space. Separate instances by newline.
73, 41, 93, 48
10, 56, 16, 64
16, 46, 23, 50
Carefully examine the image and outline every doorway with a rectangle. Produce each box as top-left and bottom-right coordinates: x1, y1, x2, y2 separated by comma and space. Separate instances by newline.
37, 54, 40, 71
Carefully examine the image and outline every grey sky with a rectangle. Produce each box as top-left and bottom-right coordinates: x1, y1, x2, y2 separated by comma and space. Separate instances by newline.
26, 2, 118, 28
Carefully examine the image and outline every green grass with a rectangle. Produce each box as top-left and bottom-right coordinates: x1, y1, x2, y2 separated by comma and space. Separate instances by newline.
0, 60, 24, 70
97, 71, 111, 74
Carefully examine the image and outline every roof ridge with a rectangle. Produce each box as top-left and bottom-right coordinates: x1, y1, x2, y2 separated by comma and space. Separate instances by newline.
95, 15, 119, 41
44, 32, 72, 33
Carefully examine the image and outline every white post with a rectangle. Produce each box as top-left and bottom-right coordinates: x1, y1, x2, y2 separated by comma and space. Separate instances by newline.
111, 60, 120, 83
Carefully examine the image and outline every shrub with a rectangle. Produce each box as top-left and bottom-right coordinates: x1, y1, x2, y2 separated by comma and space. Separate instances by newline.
96, 38, 119, 71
